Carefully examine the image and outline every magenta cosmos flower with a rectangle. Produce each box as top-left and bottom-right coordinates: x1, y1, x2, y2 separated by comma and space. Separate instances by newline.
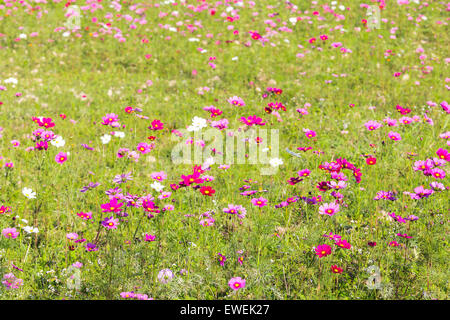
318, 202, 340, 216
100, 198, 124, 213
144, 233, 156, 242
228, 277, 246, 290
55, 152, 68, 164
315, 244, 332, 258
251, 197, 268, 207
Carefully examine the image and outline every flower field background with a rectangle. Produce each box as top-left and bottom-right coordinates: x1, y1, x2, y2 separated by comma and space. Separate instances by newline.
0, 0, 448, 300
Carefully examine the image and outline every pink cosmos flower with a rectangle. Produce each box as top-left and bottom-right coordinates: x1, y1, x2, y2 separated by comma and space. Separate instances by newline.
136, 142, 152, 154
318, 202, 340, 216
2, 228, 19, 239
55, 152, 68, 164
2, 273, 23, 289
151, 171, 167, 181
364, 120, 382, 131
388, 131, 401, 141
228, 277, 246, 290
251, 197, 268, 207
227, 96, 245, 107
102, 216, 120, 229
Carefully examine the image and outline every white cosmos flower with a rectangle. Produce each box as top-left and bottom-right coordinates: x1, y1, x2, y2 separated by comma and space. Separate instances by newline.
4, 77, 18, 85
188, 38, 199, 42
113, 131, 125, 138
22, 187, 36, 199
232, 56, 238, 61
19, 33, 27, 39
100, 134, 111, 144
150, 181, 165, 192
269, 158, 284, 167
202, 157, 215, 170
187, 116, 207, 132
50, 135, 66, 148
23, 226, 39, 234
289, 17, 297, 25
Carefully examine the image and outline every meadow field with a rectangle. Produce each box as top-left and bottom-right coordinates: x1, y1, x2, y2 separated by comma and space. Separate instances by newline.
0, 0, 448, 300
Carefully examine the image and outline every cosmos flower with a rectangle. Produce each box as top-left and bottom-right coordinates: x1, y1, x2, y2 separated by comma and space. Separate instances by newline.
318, 202, 340, 216
227, 96, 245, 107
102, 216, 120, 229
330, 265, 343, 274
2, 273, 23, 290
315, 244, 332, 258
136, 142, 152, 154
100, 134, 111, 144
218, 253, 226, 266
113, 172, 133, 184
200, 186, 215, 196
2, 228, 19, 239
157, 269, 174, 284
144, 234, 156, 242
228, 277, 246, 290
388, 131, 402, 141
100, 198, 124, 213
85, 243, 98, 252
364, 121, 382, 131
55, 152, 68, 164
22, 187, 36, 199
151, 171, 167, 181
251, 197, 268, 207
80, 182, 100, 193
150, 181, 165, 192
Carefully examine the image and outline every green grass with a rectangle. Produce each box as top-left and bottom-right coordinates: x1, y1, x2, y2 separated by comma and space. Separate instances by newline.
0, 0, 448, 300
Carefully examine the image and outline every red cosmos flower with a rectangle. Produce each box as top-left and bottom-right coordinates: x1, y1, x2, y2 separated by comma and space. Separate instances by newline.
147, 136, 156, 141
362, 19, 368, 25
59, 114, 66, 119
200, 186, 215, 196
330, 265, 343, 274
368, 241, 377, 247
366, 157, 377, 165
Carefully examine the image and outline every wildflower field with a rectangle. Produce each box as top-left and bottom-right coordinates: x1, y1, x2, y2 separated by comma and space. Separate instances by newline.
0, 0, 448, 300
